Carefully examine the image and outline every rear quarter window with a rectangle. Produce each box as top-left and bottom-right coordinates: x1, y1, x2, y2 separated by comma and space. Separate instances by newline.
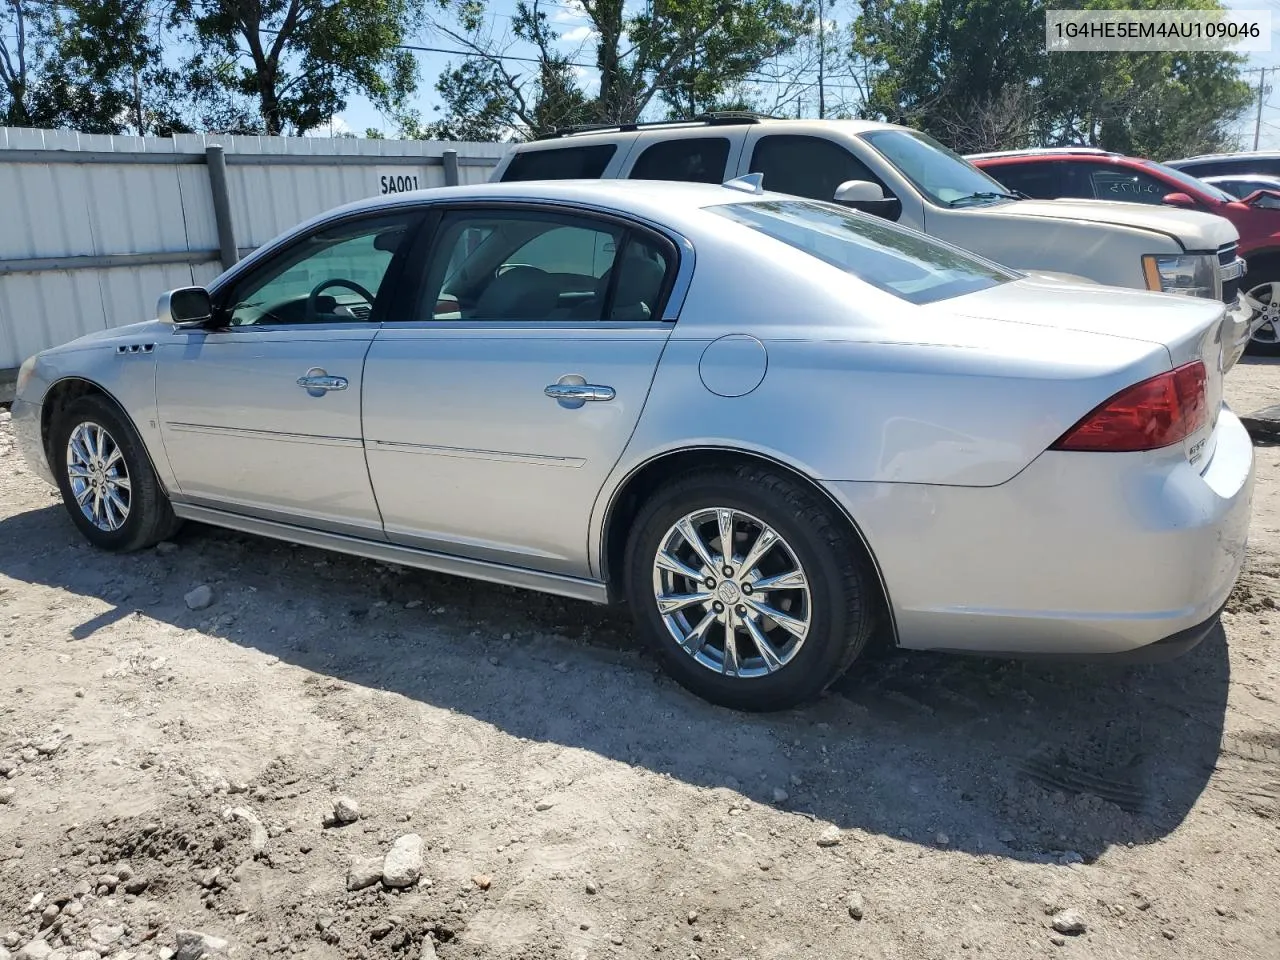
629, 138, 731, 183
501, 145, 617, 181
710, 199, 1016, 305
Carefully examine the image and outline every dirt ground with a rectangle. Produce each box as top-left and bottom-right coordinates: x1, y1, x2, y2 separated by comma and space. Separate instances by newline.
1, 359, 1278, 960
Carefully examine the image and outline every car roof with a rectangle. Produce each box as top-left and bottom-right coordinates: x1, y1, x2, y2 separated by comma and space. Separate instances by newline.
288, 179, 791, 238
1204, 173, 1280, 182
966, 147, 1115, 161
970, 150, 1133, 165
1170, 151, 1280, 164
507, 117, 905, 154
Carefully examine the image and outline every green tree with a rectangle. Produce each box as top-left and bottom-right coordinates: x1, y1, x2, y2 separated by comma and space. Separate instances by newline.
420, 0, 590, 140
852, 0, 1251, 157
0, 0, 51, 127
174, 0, 425, 135
429, 0, 809, 139
1036, 0, 1251, 158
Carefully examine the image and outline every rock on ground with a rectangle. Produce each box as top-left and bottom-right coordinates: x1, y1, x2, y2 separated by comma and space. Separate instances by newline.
173, 931, 229, 960
331, 797, 359, 824
15, 943, 52, 960
346, 856, 383, 891
1050, 909, 1087, 936
184, 585, 214, 610
382, 833, 424, 888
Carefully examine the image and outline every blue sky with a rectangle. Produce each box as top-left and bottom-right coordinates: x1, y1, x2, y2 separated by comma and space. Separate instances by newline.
331, 0, 1280, 151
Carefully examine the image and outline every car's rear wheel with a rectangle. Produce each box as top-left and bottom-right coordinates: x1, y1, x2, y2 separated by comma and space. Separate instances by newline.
51, 394, 181, 551
624, 465, 879, 711
1244, 278, 1280, 356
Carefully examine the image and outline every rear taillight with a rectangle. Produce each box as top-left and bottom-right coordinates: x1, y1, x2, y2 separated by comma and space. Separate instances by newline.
1051, 361, 1207, 452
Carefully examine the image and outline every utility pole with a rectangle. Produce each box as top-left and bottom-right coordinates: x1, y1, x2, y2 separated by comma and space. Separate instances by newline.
1255, 66, 1266, 150
817, 0, 826, 119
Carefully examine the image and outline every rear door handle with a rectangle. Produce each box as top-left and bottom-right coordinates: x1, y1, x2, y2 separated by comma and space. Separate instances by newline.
544, 383, 615, 402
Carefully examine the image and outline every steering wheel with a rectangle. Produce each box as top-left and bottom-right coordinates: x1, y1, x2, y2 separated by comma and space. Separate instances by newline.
305, 278, 376, 323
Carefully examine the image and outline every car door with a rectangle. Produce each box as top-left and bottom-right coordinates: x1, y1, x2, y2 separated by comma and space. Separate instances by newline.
362, 204, 682, 578
1077, 162, 1174, 205
155, 211, 422, 536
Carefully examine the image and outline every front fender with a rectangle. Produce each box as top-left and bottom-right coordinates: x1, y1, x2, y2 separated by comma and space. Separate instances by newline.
26, 344, 176, 496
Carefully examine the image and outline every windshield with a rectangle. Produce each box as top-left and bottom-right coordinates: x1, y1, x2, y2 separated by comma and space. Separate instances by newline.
1143, 160, 1236, 204
861, 129, 1017, 206
709, 198, 1016, 305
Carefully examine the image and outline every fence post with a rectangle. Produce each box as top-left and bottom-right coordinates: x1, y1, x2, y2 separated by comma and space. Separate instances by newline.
205, 145, 238, 271
443, 149, 459, 187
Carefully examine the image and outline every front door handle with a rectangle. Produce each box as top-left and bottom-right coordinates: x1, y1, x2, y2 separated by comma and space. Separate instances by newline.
297, 368, 348, 395
544, 383, 615, 403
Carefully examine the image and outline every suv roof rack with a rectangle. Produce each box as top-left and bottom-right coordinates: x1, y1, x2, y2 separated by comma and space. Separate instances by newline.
535, 111, 778, 141
966, 146, 1114, 160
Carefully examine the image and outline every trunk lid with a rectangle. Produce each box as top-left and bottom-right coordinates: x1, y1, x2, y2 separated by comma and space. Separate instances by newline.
939, 276, 1237, 470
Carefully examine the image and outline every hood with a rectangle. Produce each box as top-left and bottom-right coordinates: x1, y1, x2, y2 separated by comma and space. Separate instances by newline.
44, 319, 170, 355
985, 198, 1238, 251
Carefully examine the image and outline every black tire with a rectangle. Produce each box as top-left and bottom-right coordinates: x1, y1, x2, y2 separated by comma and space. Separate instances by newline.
1244, 274, 1280, 357
624, 465, 880, 711
51, 394, 181, 551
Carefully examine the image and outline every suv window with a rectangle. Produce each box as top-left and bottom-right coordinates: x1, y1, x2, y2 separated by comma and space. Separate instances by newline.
709, 198, 1014, 305
983, 161, 1067, 199
1079, 163, 1172, 204
749, 135, 887, 201
629, 137, 730, 183
420, 210, 673, 322
224, 214, 415, 326
501, 145, 617, 181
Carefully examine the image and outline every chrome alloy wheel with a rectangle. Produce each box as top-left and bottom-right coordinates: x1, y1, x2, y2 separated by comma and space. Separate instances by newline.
652, 507, 811, 678
1245, 280, 1280, 346
66, 421, 131, 532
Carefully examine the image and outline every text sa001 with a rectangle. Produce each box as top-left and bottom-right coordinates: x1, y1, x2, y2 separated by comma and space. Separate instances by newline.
379, 173, 421, 194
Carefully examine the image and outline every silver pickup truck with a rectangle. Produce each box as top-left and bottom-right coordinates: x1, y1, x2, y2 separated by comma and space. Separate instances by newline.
492, 115, 1247, 311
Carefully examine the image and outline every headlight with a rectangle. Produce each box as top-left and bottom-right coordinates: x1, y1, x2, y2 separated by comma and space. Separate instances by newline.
1142, 253, 1216, 299
15, 355, 37, 397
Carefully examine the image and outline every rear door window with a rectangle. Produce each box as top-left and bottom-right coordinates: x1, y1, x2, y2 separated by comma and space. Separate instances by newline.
1080, 163, 1171, 204
748, 135, 887, 202
501, 145, 617, 181
629, 137, 731, 183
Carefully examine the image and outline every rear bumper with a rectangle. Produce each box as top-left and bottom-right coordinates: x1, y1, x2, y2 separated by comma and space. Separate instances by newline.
11, 397, 55, 487
824, 407, 1254, 657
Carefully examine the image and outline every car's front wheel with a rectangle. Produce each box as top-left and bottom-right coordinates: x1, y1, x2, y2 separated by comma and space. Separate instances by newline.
625, 465, 880, 711
1244, 277, 1280, 356
51, 394, 181, 551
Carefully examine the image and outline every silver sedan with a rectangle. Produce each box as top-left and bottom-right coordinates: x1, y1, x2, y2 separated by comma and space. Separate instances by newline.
11, 180, 1256, 710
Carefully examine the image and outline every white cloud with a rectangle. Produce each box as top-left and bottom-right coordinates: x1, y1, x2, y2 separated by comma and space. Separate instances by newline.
559, 24, 598, 43
305, 115, 354, 138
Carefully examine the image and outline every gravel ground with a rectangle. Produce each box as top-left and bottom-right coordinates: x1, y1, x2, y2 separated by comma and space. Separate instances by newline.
0, 358, 1278, 960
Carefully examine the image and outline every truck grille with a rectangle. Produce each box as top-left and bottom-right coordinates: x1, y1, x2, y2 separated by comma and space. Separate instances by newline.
1217, 243, 1243, 303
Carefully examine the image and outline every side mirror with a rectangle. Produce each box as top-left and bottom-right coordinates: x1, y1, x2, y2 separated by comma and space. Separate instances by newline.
158, 287, 213, 327
834, 179, 886, 203
833, 179, 903, 222
1161, 192, 1196, 208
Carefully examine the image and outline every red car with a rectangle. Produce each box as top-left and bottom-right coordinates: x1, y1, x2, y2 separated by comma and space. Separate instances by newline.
970, 147, 1280, 354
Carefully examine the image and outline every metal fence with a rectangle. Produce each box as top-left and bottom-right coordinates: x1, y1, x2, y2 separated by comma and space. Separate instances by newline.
0, 127, 508, 394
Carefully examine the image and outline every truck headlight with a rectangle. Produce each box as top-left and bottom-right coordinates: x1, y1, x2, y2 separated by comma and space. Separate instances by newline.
1142, 253, 1216, 299
15, 355, 37, 397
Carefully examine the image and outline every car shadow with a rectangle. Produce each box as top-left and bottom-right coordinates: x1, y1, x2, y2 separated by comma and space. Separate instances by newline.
0, 503, 1230, 866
